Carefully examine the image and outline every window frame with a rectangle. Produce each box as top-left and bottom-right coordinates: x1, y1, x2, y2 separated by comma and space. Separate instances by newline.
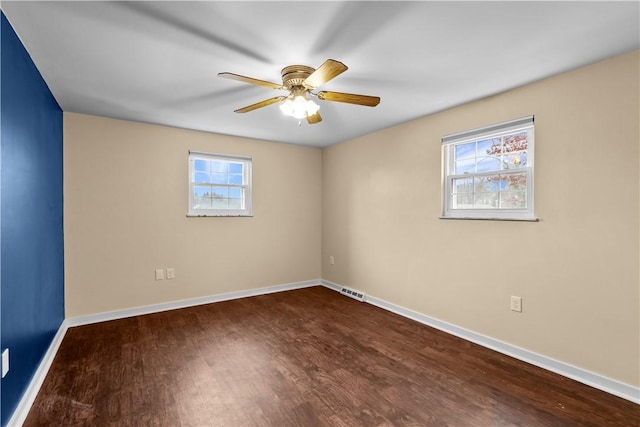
441, 116, 536, 221
187, 151, 252, 217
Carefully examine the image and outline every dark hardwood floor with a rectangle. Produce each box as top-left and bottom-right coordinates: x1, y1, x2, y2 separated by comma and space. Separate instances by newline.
25, 286, 639, 426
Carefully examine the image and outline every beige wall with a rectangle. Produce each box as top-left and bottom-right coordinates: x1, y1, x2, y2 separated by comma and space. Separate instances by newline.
64, 114, 322, 317
322, 51, 639, 386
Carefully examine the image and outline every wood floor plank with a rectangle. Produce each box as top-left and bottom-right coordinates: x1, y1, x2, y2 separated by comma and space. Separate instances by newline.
24, 286, 639, 426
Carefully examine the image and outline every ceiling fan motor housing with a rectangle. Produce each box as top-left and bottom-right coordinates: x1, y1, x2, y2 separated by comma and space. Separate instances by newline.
281, 65, 316, 90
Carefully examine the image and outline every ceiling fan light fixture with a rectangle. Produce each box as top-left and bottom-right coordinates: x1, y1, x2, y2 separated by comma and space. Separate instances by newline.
279, 94, 319, 120
219, 59, 378, 125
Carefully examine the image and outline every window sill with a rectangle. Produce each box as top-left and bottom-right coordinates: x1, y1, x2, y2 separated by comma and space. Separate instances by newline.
186, 214, 253, 218
439, 216, 539, 222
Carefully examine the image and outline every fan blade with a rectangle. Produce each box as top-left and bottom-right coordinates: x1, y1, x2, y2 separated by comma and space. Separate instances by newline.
306, 111, 322, 124
304, 59, 348, 88
234, 96, 286, 113
317, 91, 380, 107
218, 72, 284, 90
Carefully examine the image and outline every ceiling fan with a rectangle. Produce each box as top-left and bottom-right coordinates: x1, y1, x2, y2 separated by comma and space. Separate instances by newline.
218, 59, 380, 124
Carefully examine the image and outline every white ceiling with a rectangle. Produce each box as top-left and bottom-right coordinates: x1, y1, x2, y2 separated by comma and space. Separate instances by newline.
2, 1, 638, 148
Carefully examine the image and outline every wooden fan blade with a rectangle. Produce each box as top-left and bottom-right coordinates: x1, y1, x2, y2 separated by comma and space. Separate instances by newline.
218, 72, 284, 90
234, 96, 286, 113
304, 59, 348, 88
306, 111, 322, 124
317, 91, 380, 107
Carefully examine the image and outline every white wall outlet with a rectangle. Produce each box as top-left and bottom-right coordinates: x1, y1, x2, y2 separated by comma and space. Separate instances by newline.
155, 269, 165, 280
2, 348, 9, 378
329, 256, 335, 265
166, 268, 175, 279
510, 296, 523, 313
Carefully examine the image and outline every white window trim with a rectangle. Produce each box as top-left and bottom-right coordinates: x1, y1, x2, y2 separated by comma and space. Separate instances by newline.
441, 116, 537, 221
187, 150, 253, 217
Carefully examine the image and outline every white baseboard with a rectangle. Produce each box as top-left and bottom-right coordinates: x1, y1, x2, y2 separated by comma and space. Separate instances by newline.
321, 279, 640, 405
67, 279, 321, 327
7, 279, 321, 426
7, 319, 70, 427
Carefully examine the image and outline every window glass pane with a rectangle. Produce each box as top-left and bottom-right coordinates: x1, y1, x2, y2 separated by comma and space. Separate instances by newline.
228, 174, 243, 185
503, 132, 527, 153
212, 198, 228, 209
194, 172, 210, 183
193, 186, 212, 209
229, 188, 242, 199
474, 175, 501, 192
211, 161, 229, 173
195, 197, 212, 209
500, 191, 527, 208
194, 185, 211, 197
455, 142, 476, 160
452, 194, 473, 209
194, 159, 210, 172
211, 173, 228, 184
229, 163, 243, 174
474, 193, 499, 208
212, 186, 229, 198
453, 178, 473, 194
455, 158, 475, 174
503, 152, 527, 169
229, 199, 242, 209
477, 138, 501, 156
502, 173, 527, 191
476, 156, 501, 173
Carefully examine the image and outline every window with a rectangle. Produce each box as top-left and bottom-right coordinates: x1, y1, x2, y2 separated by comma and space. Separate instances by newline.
441, 116, 536, 220
188, 151, 252, 217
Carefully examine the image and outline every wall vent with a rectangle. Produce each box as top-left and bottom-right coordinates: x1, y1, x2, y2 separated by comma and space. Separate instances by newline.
340, 287, 366, 302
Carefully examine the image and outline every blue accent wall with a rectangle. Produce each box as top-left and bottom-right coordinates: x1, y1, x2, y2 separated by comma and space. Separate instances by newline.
0, 11, 3, 423
0, 12, 64, 426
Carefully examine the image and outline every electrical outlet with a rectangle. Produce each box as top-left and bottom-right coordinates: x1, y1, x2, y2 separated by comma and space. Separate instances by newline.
329, 256, 335, 265
510, 296, 522, 313
2, 348, 9, 378
166, 268, 175, 279
155, 269, 164, 280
